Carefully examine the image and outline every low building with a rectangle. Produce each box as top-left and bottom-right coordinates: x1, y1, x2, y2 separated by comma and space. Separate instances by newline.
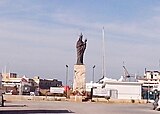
86, 77, 142, 100
138, 70, 160, 91
136, 70, 160, 100
32, 77, 62, 95
103, 81, 142, 100
2, 73, 63, 96
2, 72, 21, 95
39, 79, 62, 89
2, 73, 34, 95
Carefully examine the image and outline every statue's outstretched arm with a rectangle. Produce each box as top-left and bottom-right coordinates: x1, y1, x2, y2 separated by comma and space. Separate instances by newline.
85, 39, 87, 43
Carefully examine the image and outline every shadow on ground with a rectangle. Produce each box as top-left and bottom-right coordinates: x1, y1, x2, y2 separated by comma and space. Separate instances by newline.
4, 104, 27, 107
0, 109, 74, 114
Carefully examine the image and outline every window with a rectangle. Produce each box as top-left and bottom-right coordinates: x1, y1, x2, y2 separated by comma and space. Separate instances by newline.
151, 73, 153, 79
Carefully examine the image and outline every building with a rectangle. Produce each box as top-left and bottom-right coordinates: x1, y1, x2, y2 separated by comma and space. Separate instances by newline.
137, 70, 160, 100
138, 70, 160, 89
103, 81, 142, 99
39, 79, 62, 89
2, 72, 63, 95
86, 77, 142, 100
144, 70, 160, 81
2, 72, 21, 94
2, 73, 17, 79
2, 73, 35, 95
33, 78, 62, 95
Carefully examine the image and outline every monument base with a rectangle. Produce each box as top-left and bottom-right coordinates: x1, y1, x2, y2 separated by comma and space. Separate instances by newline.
73, 65, 86, 94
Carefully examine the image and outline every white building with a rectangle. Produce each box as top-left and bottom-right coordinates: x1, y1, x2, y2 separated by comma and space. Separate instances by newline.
86, 77, 142, 100
2, 73, 32, 95
144, 71, 160, 81
138, 70, 160, 91
103, 81, 142, 100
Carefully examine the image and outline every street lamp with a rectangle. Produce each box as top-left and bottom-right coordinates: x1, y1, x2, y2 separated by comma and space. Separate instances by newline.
65, 65, 69, 98
147, 80, 150, 103
93, 65, 96, 83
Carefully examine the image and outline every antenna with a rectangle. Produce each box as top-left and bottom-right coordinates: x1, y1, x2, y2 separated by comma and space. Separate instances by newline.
4, 65, 7, 74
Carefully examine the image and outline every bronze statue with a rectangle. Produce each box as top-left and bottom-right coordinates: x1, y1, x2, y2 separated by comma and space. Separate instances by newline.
76, 33, 87, 65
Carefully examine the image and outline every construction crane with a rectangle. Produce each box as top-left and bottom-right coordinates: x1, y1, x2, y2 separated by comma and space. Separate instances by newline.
122, 65, 138, 82
122, 65, 131, 81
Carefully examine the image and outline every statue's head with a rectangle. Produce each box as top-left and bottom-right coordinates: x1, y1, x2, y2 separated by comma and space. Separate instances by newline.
79, 33, 83, 40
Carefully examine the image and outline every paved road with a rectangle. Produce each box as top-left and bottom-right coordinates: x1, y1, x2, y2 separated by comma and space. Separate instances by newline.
0, 101, 159, 114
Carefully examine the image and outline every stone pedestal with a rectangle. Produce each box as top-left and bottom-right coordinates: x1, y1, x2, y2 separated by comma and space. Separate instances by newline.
73, 65, 86, 94
74, 95, 83, 102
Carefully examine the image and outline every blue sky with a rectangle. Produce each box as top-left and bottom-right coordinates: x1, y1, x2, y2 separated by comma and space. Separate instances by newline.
0, 0, 160, 84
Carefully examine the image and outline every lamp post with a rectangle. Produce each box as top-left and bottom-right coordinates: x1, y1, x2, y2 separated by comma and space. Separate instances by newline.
65, 65, 69, 98
92, 65, 96, 83
147, 79, 150, 103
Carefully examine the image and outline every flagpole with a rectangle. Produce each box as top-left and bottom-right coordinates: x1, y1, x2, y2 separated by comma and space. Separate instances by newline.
102, 27, 106, 78
159, 59, 160, 70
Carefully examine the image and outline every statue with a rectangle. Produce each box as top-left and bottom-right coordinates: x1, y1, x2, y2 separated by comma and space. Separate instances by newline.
76, 33, 87, 65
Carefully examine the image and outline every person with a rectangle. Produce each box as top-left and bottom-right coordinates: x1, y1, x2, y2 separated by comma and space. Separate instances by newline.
153, 93, 160, 110
76, 33, 87, 65
157, 98, 160, 111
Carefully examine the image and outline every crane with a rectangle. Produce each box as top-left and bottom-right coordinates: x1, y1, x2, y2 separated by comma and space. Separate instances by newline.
122, 65, 131, 81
